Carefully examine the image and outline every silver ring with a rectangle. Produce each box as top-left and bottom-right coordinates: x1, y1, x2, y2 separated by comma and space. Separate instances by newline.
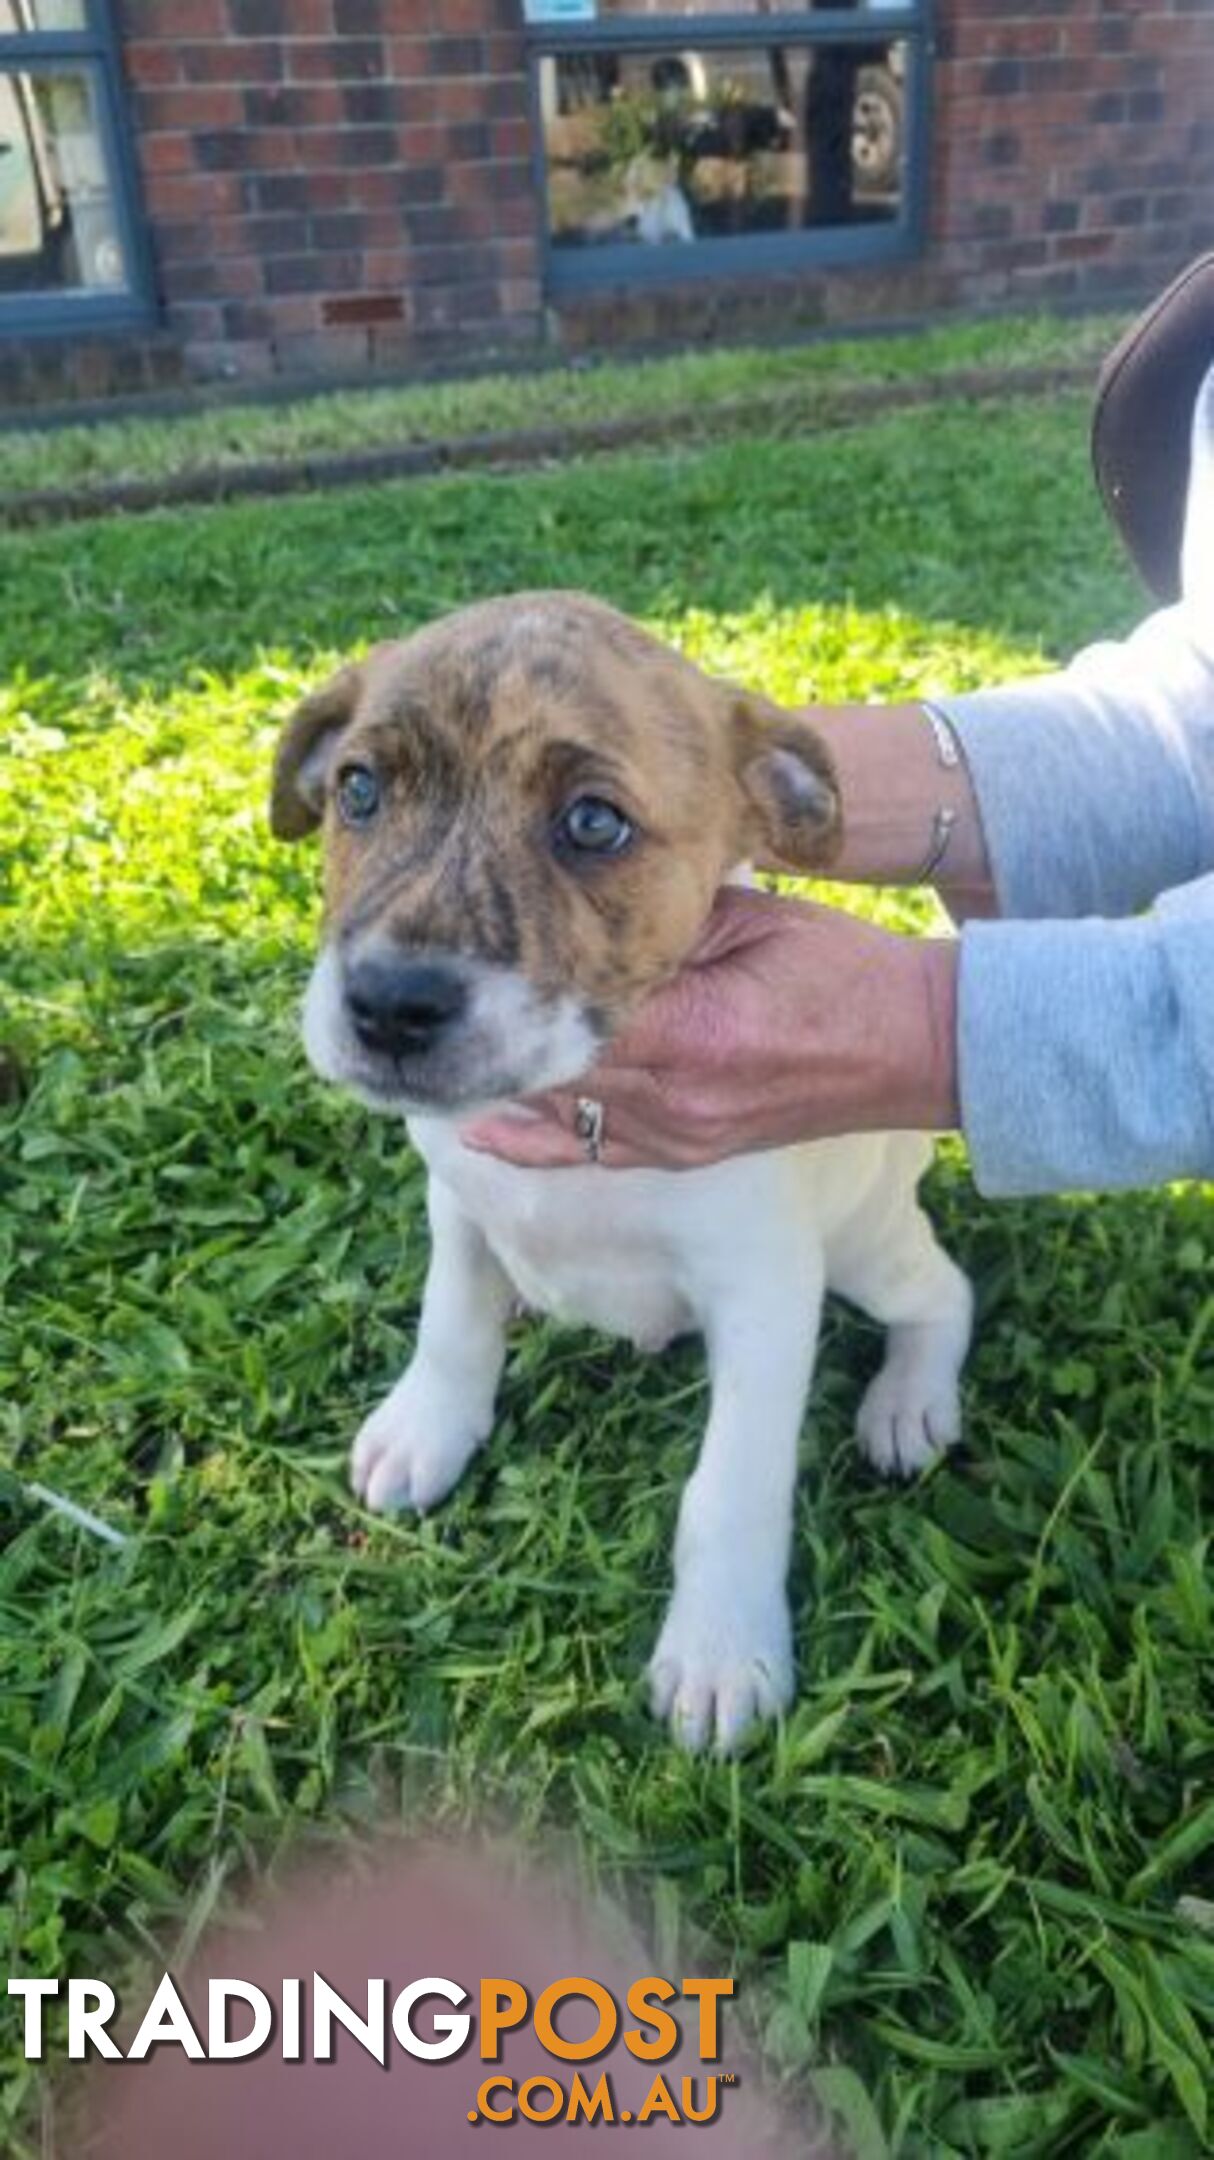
573, 1096, 606, 1164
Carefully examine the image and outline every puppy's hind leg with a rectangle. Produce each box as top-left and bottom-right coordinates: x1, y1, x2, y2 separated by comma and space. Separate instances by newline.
830, 1145, 972, 1480
351, 1178, 514, 1514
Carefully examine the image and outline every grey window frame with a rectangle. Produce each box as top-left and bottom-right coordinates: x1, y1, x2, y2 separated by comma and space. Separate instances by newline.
0, 0, 154, 334
526, 4, 935, 294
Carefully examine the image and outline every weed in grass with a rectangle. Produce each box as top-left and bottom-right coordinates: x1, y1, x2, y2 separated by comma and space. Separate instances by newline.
2, 395, 1212, 2158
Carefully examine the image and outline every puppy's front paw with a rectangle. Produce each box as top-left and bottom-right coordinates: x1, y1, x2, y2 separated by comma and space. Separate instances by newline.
854, 1364, 961, 1478
647, 1578, 793, 1756
350, 1363, 490, 1514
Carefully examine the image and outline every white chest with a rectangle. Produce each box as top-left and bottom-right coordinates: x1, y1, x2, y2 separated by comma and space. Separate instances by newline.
408, 1115, 701, 1349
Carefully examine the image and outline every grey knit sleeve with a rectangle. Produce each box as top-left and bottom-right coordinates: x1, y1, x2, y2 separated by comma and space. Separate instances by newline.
957, 876, 1214, 1195
935, 607, 1214, 921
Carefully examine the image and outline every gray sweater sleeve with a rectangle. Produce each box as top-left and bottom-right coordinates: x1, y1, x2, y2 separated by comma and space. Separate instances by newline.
931, 364, 1214, 1195
938, 606, 1214, 920
956, 881, 1214, 1193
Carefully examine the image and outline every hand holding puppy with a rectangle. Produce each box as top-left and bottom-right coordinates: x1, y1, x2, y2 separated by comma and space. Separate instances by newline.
464, 884, 960, 1172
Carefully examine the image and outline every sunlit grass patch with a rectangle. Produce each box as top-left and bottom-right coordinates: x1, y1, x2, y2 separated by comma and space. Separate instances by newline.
3, 394, 1211, 2157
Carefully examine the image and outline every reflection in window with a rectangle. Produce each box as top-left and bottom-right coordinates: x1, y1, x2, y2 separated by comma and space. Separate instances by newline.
0, 68, 128, 295
540, 42, 906, 252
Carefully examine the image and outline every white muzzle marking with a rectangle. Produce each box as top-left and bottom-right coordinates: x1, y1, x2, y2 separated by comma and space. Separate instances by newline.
301, 942, 599, 1116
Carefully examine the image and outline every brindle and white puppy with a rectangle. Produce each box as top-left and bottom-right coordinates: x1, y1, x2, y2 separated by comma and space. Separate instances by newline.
272, 591, 972, 1753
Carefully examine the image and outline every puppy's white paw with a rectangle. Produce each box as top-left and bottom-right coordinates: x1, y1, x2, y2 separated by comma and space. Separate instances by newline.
647, 1579, 793, 1755
350, 1363, 490, 1514
854, 1361, 962, 1479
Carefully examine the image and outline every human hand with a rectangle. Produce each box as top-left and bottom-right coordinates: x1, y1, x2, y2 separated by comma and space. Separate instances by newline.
462, 886, 960, 1172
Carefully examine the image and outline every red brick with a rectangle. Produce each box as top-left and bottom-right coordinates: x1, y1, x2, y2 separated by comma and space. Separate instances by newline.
361, 250, 409, 285
490, 117, 530, 160
277, 327, 372, 372
244, 82, 345, 126
242, 131, 303, 170
434, 0, 501, 29
123, 45, 183, 87
161, 253, 264, 301
347, 169, 407, 208
163, 302, 227, 340
497, 236, 541, 278
138, 131, 196, 173
289, 38, 385, 81
141, 171, 245, 217
383, 37, 433, 79
398, 122, 444, 161
500, 277, 542, 316
132, 85, 245, 131
181, 42, 285, 84
484, 32, 526, 74
322, 291, 404, 324
119, 0, 227, 38
495, 195, 539, 239
1054, 231, 1117, 261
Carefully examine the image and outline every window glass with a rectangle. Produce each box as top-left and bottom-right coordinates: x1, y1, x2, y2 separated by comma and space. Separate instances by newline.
541, 39, 907, 251
595, 2, 909, 14
0, 65, 128, 295
0, 3, 88, 29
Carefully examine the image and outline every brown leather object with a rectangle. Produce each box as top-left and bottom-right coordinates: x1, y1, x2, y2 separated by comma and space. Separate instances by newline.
1092, 251, 1214, 603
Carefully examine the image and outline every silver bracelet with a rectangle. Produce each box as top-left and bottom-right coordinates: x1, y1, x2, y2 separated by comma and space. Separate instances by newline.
912, 700, 963, 882
921, 698, 962, 771
911, 803, 958, 884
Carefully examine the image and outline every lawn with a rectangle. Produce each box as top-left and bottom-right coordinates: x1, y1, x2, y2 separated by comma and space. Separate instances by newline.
0, 307, 1123, 503
3, 390, 1213, 2157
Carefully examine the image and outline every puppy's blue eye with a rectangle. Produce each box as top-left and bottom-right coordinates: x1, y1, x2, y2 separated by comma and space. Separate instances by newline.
337, 764, 380, 826
556, 796, 633, 857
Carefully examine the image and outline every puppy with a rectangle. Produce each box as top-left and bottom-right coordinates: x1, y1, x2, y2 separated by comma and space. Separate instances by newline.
272, 593, 972, 1753
620, 154, 696, 245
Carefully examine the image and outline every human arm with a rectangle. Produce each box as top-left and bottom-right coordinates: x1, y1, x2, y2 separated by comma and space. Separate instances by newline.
804, 599, 1214, 925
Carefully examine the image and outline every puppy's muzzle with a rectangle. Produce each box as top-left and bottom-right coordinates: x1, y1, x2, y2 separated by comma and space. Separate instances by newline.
345, 952, 469, 1060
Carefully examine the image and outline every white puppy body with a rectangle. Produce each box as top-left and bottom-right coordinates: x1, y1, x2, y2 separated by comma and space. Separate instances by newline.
350, 1100, 971, 1754
278, 596, 974, 1752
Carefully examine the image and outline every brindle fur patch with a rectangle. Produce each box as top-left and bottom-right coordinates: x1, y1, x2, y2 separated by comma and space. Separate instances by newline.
272, 592, 840, 1030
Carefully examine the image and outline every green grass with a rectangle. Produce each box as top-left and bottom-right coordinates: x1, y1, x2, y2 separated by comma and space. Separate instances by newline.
0, 308, 1124, 501
4, 391, 1213, 2157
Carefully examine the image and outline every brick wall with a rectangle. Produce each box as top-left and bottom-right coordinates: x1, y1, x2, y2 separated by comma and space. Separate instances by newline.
114, 0, 541, 380
931, 0, 1214, 305
5, 1, 1214, 406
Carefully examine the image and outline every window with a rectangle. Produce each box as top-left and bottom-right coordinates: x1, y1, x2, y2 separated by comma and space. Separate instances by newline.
526, 3, 932, 290
0, 0, 151, 331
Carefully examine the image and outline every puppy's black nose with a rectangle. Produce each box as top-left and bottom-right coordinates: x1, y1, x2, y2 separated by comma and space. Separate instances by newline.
345, 955, 468, 1058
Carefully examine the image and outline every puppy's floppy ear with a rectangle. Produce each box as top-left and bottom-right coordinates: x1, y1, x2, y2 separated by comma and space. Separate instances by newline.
269, 664, 362, 841
728, 692, 842, 871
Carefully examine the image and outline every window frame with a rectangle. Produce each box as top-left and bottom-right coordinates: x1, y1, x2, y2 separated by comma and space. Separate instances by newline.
525, 4, 935, 294
0, 0, 155, 335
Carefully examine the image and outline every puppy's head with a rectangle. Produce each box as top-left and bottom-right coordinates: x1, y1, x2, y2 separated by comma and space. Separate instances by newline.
272, 592, 839, 1115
